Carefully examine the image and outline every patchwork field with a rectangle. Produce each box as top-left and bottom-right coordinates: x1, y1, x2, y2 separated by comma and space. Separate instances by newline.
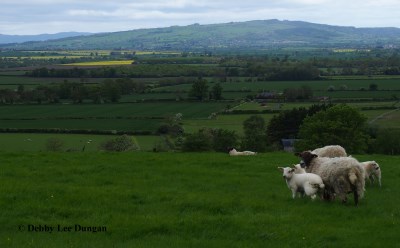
0, 152, 398, 247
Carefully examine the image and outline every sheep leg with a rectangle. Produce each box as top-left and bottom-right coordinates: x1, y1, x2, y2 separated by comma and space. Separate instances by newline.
291, 189, 297, 199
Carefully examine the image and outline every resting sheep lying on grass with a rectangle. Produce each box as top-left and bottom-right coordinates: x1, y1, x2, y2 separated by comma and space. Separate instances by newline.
228, 148, 257, 156
296, 151, 365, 206
278, 167, 325, 200
312, 145, 347, 158
361, 161, 382, 187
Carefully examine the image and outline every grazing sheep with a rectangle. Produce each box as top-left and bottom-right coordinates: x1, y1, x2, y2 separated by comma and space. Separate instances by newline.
228, 148, 257, 156
312, 145, 347, 158
361, 161, 381, 187
278, 167, 325, 199
295, 151, 365, 206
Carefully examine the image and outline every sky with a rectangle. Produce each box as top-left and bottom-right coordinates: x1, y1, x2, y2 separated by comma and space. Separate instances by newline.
1, 0, 400, 35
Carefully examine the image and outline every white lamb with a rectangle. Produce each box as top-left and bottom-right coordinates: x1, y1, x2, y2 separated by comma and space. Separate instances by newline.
229, 148, 257, 156
312, 145, 347, 158
278, 167, 325, 200
361, 161, 381, 187
293, 164, 306, 174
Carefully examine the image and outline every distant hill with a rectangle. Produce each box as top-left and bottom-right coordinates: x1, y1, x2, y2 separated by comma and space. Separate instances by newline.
0, 32, 92, 44
2, 20, 400, 51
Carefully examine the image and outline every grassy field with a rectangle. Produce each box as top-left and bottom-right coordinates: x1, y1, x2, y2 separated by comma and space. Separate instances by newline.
62, 60, 134, 66
0, 133, 159, 152
0, 152, 399, 247
0, 102, 229, 119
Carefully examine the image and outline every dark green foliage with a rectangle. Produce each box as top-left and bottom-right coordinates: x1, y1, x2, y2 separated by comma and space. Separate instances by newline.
153, 135, 176, 152
99, 134, 138, 152
373, 129, 400, 155
210, 128, 239, 152
182, 128, 238, 152
283, 85, 314, 101
45, 137, 64, 151
266, 104, 334, 147
189, 78, 209, 101
295, 104, 370, 153
182, 131, 213, 152
210, 83, 223, 100
242, 115, 268, 152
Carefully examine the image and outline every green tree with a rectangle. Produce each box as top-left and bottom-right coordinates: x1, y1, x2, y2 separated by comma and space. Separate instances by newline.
211, 83, 223, 100
189, 78, 209, 101
242, 115, 268, 152
295, 104, 369, 153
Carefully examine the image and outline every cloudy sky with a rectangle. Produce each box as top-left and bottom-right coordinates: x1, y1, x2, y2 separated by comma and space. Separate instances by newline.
1, 0, 400, 35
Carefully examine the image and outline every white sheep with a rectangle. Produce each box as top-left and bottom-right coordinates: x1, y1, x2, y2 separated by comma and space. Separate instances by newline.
312, 145, 347, 158
229, 148, 257, 156
296, 151, 365, 206
293, 164, 306, 174
361, 161, 381, 187
278, 167, 325, 199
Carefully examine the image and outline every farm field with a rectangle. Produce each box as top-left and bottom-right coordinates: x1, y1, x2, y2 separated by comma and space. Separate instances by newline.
0, 102, 229, 119
62, 60, 134, 66
0, 152, 399, 247
0, 133, 159, 152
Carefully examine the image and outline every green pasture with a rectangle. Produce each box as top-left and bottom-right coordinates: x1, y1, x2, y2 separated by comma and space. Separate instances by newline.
0, 102, 229, 119
0, 152, 399, 247
153, 79, 400, 92
0, 133, 159, 152
0, 119, 161, 133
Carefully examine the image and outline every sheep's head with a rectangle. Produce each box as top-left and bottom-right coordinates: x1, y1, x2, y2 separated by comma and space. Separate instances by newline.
278, 167, 295, 179
295, 151, 318, 168
371, 161, 380, 170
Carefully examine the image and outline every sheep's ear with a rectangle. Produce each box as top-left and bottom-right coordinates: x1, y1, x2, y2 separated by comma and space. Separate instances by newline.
294, 152, 300, 156
290, 168, 295, 173
278, 167, 284, 172
312, 154, 318, 158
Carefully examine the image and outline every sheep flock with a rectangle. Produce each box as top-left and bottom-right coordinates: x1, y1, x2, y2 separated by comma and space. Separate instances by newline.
280, 145, 382, 206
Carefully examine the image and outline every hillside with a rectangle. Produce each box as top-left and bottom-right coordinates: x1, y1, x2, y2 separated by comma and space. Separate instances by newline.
3, 19, 400, 51
0, 32, 91, 44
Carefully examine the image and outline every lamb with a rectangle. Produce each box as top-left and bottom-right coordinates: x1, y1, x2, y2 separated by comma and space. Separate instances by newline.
228, 148, 257, 156
295, 151, 365, 206
278, 167, 325, 199
293, 164, 306, 174
312, 145, 347, 158
361, 161, 381, 187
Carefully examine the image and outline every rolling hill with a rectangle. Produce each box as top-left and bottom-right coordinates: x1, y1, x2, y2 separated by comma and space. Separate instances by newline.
2, 19, 400, 51
0, 32, 91, 45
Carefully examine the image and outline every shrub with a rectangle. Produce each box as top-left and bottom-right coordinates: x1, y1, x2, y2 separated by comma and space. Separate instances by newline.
295, 104, 370, 154
242, 115, 268, 152
99, 135, 138, 152
45, 137, 65, 152
373, 129, 400, 155
182, 131, 213, 152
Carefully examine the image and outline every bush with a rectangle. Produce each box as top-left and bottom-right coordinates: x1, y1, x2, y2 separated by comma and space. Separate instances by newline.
45, 137, 65, 152
182, 131, 213, 152
99, 135, 138, 152
153, 136, 176, 152
373, 129, 400, 155
242, 115, 268, 152
295, 104, 370, 154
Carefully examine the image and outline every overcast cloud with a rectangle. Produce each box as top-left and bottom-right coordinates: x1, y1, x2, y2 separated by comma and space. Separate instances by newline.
1, 0, 400, 35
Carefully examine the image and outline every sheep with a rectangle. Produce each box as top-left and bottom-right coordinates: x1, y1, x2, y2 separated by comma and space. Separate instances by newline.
278, 167, 325, 200
228, 148, 257, 156
295, 151, 365, 206
361, 161, 381, 187
293, 164, 306, 174
312, 145, 347, 158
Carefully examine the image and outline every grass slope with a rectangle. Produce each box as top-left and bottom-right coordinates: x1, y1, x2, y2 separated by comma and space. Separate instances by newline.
0, 152, 399, 247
